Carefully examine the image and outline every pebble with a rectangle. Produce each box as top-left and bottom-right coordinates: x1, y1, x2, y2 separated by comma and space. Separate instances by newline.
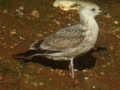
24, 80, 29, 84
55, 69, 65, 76
33, 82, 38, 87
2, 26, 6, 29
10, 31, 17, 35
109, 46, 114, 50
49, 78, 52, 81
84, 76, 89, 80
100, 72, 105, 75
116, 35, 120, 39
107, 62, 111, 66
31, 10, 40, 18
57, 70, 65, 76
16, 9, 24, 16
9, 46, 14, 49
82, 69, 88, 73
39, 82, 44, 86
19, 6, 24, 10
14, 43, 18, 47
36, 33, 44, 38
113, 21, 119, 25
3, 9, 8, 14
50, 68, 54, 72
92, 85, 96, 89
10, 28, 17, 34
67, 23, 71, 26
101, 57, 105, 60
24, 74, 31, 79
102, 65, 106, 68
54, 20, 60, 25
19, 36, 25, 40
74, 69, 78, 71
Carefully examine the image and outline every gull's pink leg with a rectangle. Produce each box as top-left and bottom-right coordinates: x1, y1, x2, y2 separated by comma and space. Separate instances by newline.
69, 58, 74, 79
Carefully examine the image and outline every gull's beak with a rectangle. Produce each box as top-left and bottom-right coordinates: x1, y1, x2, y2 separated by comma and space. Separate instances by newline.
99, 10, 102, 13
97, 9, 102, 14
102, 10, 108, 15
99, 9, 108, 15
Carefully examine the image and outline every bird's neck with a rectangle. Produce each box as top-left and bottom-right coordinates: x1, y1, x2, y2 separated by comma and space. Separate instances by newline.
79, 11, 99, 44
79, 12, 98, 31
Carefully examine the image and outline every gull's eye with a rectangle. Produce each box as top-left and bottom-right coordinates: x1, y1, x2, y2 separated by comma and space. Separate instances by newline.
91, 8, 96, 11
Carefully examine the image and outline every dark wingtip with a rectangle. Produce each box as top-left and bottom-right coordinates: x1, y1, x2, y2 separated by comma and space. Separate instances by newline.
13, 53, 28, 59
13, 50, 38, 59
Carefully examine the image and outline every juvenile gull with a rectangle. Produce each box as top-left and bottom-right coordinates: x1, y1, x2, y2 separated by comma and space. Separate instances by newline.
14, 2, 102, 79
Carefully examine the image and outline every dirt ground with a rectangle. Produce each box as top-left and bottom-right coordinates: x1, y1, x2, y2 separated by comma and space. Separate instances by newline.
0, 0, 120, 90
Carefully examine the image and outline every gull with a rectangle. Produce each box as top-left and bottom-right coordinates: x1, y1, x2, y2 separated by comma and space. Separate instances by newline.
14, 1, 102, 79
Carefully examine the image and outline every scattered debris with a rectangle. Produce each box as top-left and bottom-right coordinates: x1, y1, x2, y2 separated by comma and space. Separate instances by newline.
24, 74, 31, 79
67, 23, 71, 26
54, 19, 60, 25
32, 82, 38, 87
2, 25, 6, 29
84, 76, 89, 80
31, 10, 40, 18
3, 9, 8, 14
59, 71, 65, 76
109, 46, 114, 51
24, 80, 29, 84
50, 69, 54, 72
19, 6, 24, 11
113, 20, 119, 25
82, 69, 88, 73
53, 0, 82, 11
74, 68, 78, 71
36, 33, 44, 38
10, 31, 17, 35
56, 69, 65, 76
107, 62, 111, 66
16, 9, 24, 16
49, 78, 52, 81
100, 72, 105, 75
9, 46, 14, 49
16, 6, 24, 16
39, 82, 44, 86
53, 0, 77, 11
102, 65, 106, 68
92, 85, 96, 89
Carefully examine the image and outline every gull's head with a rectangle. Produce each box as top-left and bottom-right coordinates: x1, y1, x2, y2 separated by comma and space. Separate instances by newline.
80, 2, 101, 17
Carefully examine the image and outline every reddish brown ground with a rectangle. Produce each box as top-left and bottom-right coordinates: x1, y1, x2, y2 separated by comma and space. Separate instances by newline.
0, 0, 120, 90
